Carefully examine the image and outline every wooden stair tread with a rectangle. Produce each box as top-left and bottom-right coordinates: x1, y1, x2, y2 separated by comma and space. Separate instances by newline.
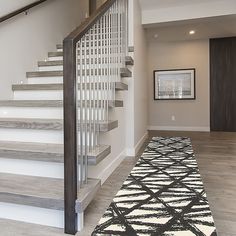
0, 141, 111, 165
0, 173, 100, 212
56, 44, 134, 52
120, 67, 132, 77
46, 53, 134, 66
26, 68, 132, 78
0, 118, 118, 132
12, 82, 128, 91
0, 100, 124, 108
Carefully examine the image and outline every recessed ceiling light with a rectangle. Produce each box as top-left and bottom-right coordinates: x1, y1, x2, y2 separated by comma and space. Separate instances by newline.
154, 34, 159, 38
189, 30, 195, 35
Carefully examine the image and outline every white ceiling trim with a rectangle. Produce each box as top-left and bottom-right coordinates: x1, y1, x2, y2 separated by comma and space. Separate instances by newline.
141, 0, 236, 26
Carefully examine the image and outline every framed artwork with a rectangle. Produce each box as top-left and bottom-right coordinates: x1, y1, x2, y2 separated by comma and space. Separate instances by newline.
154, 69, 196, 100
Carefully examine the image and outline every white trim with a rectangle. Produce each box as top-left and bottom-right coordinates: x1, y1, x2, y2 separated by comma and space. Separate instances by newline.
126, 132, 148, 156
97, 150, 127, 185
148, 126, 210, 132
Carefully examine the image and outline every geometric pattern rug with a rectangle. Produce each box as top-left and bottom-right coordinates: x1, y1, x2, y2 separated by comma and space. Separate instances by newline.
92, 137, 217, 236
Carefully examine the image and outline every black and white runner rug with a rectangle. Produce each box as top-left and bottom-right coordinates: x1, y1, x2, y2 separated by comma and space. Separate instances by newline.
92, 137, 217, 236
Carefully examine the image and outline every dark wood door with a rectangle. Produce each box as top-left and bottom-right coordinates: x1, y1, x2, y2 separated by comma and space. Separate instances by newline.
210, 37, 236, 131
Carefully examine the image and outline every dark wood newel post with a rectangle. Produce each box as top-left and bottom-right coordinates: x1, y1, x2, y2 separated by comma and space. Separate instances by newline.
89, 0, 97, 15
63, 37, 78, 235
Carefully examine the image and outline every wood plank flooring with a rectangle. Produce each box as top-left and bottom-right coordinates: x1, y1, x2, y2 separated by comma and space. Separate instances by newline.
0, 130, 235, 236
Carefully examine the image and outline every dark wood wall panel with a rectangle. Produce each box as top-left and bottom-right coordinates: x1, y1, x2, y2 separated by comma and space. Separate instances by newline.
210, 37, 236, 132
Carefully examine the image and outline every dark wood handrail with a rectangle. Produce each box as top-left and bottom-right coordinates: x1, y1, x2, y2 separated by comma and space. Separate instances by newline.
63, 0, 117, 234
64, 0, 116, 44
0, 0, 49, 24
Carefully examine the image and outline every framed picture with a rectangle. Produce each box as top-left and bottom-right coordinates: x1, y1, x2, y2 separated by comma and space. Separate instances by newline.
154, 69, 196, 100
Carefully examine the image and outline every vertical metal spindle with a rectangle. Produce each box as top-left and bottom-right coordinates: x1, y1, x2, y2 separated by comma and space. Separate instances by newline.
92, 25, 96, 149
125, 0, 129, 55
118, 0, 121, 69
84, 34, 88, 184
88, 29, 92, 151
100, 17, 105, 122
108, 10, 111, 110
113, 3, 116, 101
105, 12, 109, 121
111, 5, 115, 104
95, 22, 99, 142
98, 20, 102, 122
79, 39, 84, 188
123, 0, 126, 62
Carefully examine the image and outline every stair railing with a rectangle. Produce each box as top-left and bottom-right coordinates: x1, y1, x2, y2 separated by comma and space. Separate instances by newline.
63, 0, 128, 234
0, 0, 49, 24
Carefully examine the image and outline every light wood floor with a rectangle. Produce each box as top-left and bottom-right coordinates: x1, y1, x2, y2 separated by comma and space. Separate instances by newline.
0, 131, 235, 236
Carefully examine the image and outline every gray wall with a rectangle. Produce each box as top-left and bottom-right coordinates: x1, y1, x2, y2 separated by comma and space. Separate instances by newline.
147, 39, 210, 131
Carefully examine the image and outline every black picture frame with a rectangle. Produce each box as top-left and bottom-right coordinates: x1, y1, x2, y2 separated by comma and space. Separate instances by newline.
153, 68, 196, 100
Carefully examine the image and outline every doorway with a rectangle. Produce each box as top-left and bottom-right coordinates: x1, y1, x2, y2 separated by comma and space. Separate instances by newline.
210, 37, 236, 131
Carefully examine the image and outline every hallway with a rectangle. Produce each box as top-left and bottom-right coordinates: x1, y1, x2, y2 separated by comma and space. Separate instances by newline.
0, 131, 235, 235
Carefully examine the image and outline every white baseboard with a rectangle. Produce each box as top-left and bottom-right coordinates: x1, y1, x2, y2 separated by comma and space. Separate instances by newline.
97, 150, 126, 185
126, 132, 148, 156
148, 126, 210, 132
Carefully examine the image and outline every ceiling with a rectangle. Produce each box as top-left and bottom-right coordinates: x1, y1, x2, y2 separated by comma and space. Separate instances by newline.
146, 15, 236, 42
139, 0, 217, 11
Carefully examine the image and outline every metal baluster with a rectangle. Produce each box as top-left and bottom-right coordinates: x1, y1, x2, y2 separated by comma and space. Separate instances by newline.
108, 10, 111, 109
91, 25, 96, 149
111, 5, 115, 104
84, 34, 88, 184
125, 0, 129, 55
95, 22, 99, 141
106, 12, 109, 120
102, 16, 105, 122
88, 29, 92, 151
96, 22, 99, 144
79, 39, 84, 188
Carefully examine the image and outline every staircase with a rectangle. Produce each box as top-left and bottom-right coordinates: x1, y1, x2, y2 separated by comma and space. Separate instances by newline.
0, 1, 131, 234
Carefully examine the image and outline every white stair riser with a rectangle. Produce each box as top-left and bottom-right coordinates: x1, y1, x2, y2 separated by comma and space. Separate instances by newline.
0, 129, 63, 144
0, 203, 64, 228
28, 77, 63, 84
48, 56, 63, 61
0, 107, 108, 121
0, 158, 64, 179
39, 66, 63, 71
14, 91, 63, 100
0, 107, 62, 119
0, 158, 99, 179
39, 63, 114, 72
0, 129, 98, 145
0, 203, 84, 230
14, 90, 113, 101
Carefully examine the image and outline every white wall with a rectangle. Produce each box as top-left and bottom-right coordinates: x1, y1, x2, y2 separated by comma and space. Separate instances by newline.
125, 0, 148, 156
0, 0, 84, 99
141, 0, 236, 26
0, 0, 38, 17
147, 40, 210, 131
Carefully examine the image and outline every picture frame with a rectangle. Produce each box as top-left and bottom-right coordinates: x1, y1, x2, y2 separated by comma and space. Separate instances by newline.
153, 69, 196, 100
